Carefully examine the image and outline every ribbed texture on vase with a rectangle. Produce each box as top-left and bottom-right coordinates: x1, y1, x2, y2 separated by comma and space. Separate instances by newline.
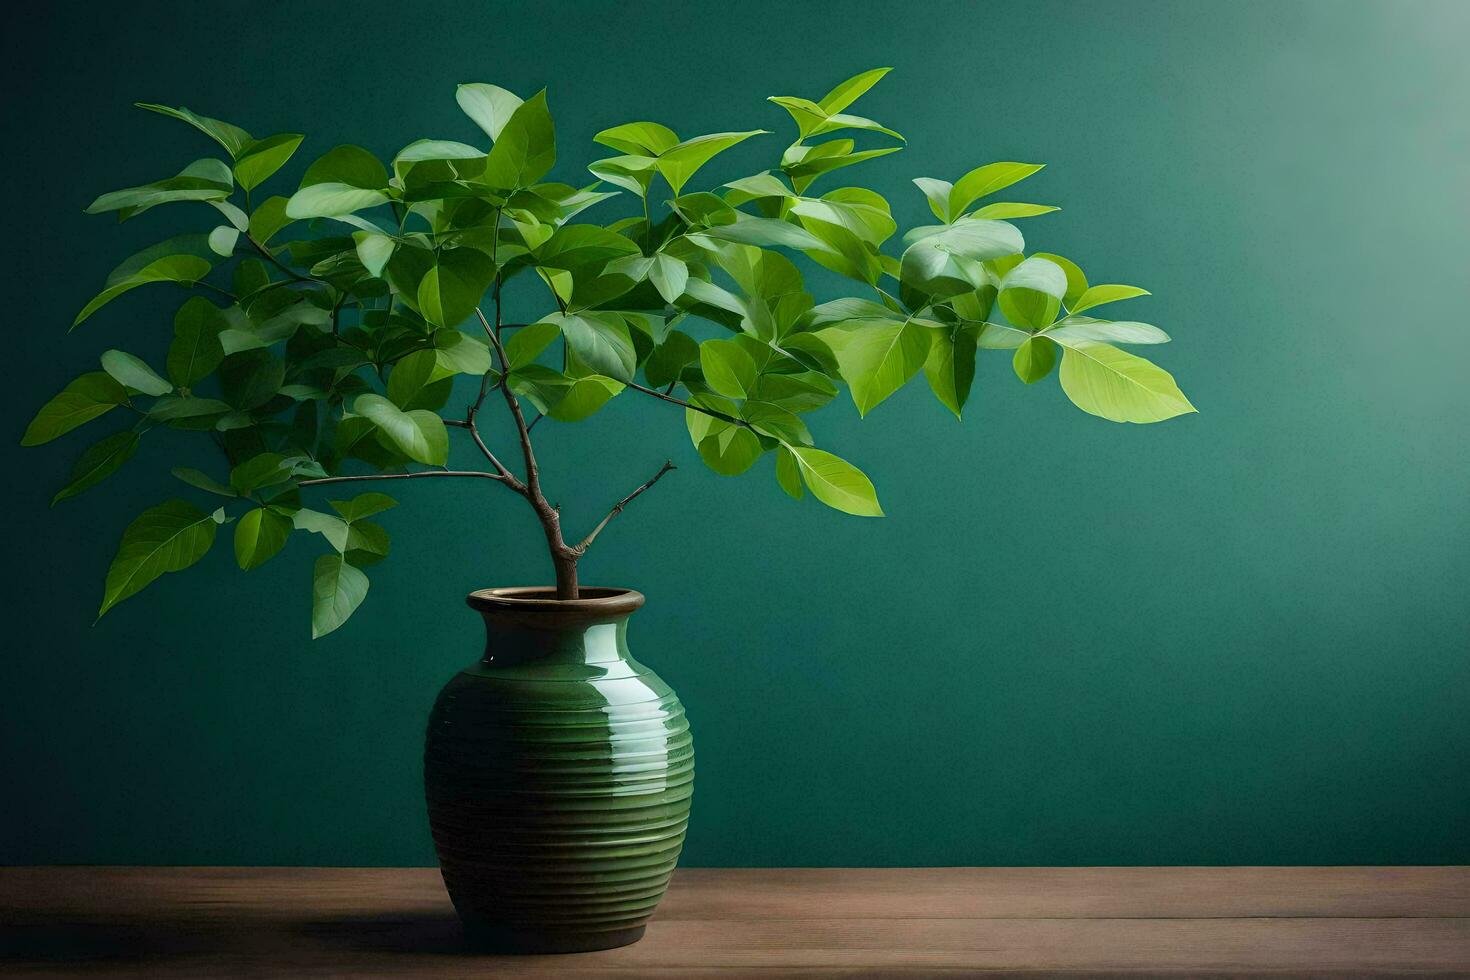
424, 647, 692, 951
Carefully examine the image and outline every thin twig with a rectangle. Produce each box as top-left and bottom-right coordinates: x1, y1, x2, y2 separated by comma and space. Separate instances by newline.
624, 380, 749, 427
573, 460, 676, 554
247, 234, 326, 285
298, 470, 506, 488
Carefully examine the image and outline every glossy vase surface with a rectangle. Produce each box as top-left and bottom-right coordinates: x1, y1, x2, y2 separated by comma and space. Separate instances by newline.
424, 587, 693, 953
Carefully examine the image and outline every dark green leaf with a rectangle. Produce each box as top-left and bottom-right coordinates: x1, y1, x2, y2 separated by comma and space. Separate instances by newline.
22, 372, 128, 445
101, 350, 171, 396
98, 500, 224, 618
312, 554, 369, 638
52, 430, 140, 505
235, 507, 292, 570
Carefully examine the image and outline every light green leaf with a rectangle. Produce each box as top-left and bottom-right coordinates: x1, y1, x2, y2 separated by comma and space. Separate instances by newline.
912, 177, 953, 221
1070, 284, 1152, 315
98, 500, 223, 618
971, 202, 1059, 219
386, 349, 453, 411
1045, 317, 1170, 345
690, 216, 834, 254
1056, 340, 1196, 423
312, 554, 369, 639
949, 162, 1045, 217
235, 507, 292, 570
998, 256, 1067, 329
818, 67, 892, 114
432, 331, 494, 375
649, 253, 689, 304
593, 120, 680, 156
136, 103, 252, 157
353, 232, 396, 277
101, 350, 172, 396
588, 154, 658, 197
456, 83, 524, 142
1032, 252, 1088, 308
1012, 336, 1058, 384
84, 158, 234, 216
74, 251, 213, 329
207, 225, 239, 256
234, 133, 304, 191
354, 393, 448, 464
699, 338, 758, 399
820, 318, 930, 416
787, 446, 883, 517
328, 492, 397, 523
482, 90, 556, 190
656, 131, 766, 195
899, 219, 1023, 298
301, 144, 388, 189
285, 183, 389, 219
52, 430, 140, 505
293, 508, 350, 552
22, 372, 128, 445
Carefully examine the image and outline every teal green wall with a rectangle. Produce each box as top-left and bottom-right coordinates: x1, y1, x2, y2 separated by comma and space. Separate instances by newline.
4, 0, 1467, 867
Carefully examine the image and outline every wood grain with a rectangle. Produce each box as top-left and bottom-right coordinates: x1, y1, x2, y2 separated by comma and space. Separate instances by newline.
2, 866, 1467, 977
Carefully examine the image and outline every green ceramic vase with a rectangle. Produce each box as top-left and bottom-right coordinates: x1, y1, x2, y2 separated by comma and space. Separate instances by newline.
424, 586, 693, 953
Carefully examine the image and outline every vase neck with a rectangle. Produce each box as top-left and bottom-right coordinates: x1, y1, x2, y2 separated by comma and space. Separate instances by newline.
466, 587, 644, 667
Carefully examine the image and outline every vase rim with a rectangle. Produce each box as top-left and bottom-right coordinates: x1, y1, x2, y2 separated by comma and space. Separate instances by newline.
466, 586, 645, 618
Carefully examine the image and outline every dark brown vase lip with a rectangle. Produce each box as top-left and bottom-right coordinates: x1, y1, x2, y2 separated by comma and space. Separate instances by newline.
466, 586, 645, 618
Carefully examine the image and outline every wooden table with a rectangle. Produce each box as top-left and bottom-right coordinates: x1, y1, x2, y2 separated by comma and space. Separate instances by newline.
2, 867, 1467, 977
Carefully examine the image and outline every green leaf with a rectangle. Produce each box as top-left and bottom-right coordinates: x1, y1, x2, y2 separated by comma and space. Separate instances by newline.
171, 467, 236, 497
924, 326, 978, 418
820, 319, 930, 416
998, 256, 1067, 329
136, 103, 252, 157
971, 202, 1059, 220
818, 66, 892, 114
328, 492, 397, 523
690, 216, 835, 254
207, 225, 239, 257
52, 430, 140, 505
433, 331, 494, 375
417, 248, 496, 328
235, 507, 292, 570
148, 396, 232, 421
949, 162, 1045, 217
234, 133, 304, 191
301, 144, 388, 189
649, 253, 689, 304
98, 500, 223, 618
1032, 252, 1088, 309
1055, 340, 1196, 423
644, 330, 698, 388
482, 90, 556, 190
1044, 317, 1170, 345
101, 350, 172, 396
697, 425, 763, 476
555, 312, 636, 382
344, 521, 391, 566
656, 131, 766, 195
1012, 336, 1058, 384
248, 196, 293, 244
508, 366, 623, 422
774, 445, 804, 499
351, 232, 395, 278
505, 321, 561, 369
593, 121, 680, 156
456, 83, 524, 141
787, 446, 882, 517
231, 452, 293, 494
354, 393, 448, 464
294, 508, 350, 551
285, 183, 389, 219
84, 158, 234, 217
22, 372, 128, 445
386, 349, 453, 411
312, 554, 369, 639
218, 350, 284, 409
899, 219, 1024, 298
699, 338, 758, 399
1070, 284, 1151, 315
73, 249, 213, 329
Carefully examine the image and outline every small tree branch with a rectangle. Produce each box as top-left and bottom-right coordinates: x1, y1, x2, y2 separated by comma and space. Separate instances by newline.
624, 380, 750, 427
298, 470, 507, 488
572, 460, 676, 555
247, 234, 326, 286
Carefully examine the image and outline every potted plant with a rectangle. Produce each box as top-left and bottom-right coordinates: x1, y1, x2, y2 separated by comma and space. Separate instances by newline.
24, 67, 1194, 951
